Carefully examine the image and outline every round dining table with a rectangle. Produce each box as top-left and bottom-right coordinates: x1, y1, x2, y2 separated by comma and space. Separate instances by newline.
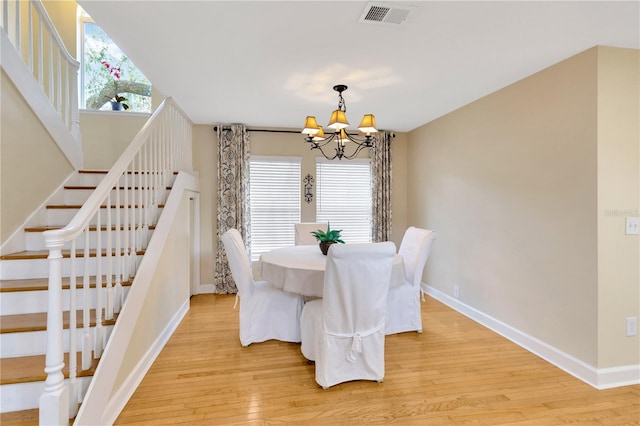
257, 244, 406, 298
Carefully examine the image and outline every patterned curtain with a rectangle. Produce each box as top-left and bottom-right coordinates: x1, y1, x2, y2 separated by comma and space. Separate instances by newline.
214, 124, 251, 294
371, 131, 393, 242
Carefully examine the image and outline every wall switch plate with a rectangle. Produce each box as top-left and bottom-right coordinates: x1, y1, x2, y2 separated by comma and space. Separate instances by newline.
627, 317, 638, 337
626, 217, 639, 235
453, 285, 460, 299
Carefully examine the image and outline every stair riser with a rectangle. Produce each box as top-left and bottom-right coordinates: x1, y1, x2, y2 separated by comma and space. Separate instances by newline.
1, 376, 92, 413
71, 173, 107, 187
1, 286, 131, 315
1, 324, 116, 358
47, 206, 162, 227
0, 256, 141, 280
26, 228, 152, 251
63, 188, 170, 205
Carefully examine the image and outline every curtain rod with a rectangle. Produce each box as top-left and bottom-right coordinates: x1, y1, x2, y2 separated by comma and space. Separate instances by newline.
213, 126, 299, 134
213, 126, 396, 138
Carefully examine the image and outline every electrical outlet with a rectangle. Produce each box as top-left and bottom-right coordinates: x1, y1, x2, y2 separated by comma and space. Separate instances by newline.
453, 285, 460, 299
627, 317, 638, 337
626, 217, 639, 235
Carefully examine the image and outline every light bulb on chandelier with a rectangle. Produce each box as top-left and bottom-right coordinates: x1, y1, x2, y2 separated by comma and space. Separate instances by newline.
301, 85, 378, 160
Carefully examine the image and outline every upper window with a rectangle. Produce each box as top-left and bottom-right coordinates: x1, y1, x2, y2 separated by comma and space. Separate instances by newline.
316, 158, 372, 244
249, 156, 301, 262
80, 12, 151, 112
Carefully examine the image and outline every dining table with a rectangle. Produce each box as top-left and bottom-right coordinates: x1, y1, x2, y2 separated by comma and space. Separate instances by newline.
257, 244, 406, 298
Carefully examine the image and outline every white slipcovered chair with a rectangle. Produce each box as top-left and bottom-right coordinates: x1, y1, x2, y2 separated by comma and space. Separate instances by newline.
300, 242, 396, 389
222, 228, 304, 347
294, 222, 328, 245
385, 226, 436, 335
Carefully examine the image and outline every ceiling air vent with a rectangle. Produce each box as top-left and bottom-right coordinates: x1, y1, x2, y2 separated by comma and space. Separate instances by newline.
359, 2, 416, 25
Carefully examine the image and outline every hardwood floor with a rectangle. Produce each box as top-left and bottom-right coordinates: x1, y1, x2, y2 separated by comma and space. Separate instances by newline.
3, 294, 638, 425
116, 294, 638, 425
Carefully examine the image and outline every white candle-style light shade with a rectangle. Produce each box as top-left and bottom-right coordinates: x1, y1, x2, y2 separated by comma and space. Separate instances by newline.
357, 114, 378, 134
302, 116, 320, 135
312, 126, 326, 141
337, 128, 349, 146
327, 110, 349, 130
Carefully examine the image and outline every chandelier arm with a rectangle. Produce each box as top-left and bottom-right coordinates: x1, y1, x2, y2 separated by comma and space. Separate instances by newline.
344, 132, 374, 147
341, 141, 369, 160
304, 133, 337, 149
314, 144, 338, 160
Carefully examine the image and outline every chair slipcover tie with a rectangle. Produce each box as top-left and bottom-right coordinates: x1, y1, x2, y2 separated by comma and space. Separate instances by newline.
233, 293, 240, 309
326, 323, 383, 362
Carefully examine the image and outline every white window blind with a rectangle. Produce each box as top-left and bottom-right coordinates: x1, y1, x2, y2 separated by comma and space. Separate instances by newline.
316, 158, 372, 244
249, 156, 301, 261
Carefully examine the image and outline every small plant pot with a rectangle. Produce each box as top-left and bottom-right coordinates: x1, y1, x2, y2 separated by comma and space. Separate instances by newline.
111, 101, 123, 111
319, 241, 335, 255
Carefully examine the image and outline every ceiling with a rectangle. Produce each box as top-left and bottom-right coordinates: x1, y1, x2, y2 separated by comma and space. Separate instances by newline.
78, 1, 639, 132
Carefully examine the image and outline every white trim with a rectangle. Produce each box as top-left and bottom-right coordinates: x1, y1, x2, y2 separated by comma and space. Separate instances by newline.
423, 284, 640, 390
79, 108, 152, 118
99, 299, 189, 426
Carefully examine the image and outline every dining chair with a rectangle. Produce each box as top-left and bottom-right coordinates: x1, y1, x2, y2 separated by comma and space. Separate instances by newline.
300, 242, 396, 389
222, 228, 304, 347
294, 222, 328, 245
385, 226, 436, 335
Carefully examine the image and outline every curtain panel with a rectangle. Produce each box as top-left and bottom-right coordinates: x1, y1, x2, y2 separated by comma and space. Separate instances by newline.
214, 124, 251, 294
371, 131, 393, 243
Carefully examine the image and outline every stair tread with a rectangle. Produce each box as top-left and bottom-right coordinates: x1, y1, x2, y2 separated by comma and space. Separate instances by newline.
64, 185, 172, 190
46, 203, 164, 209
0, 351, 99, 385
0, 276, 132, 292
79, 169, 177, 175
0, 248, 145, 260
0, 408, 39, 425
79, 170, 108, 174
24, 224, 156, 232
1, 309, 118, 334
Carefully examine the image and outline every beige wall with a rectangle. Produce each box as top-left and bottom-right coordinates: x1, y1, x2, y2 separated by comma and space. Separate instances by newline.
1, 71, 74, 245
407, 46, 638, 370
42, 0, 77, 54
79, 111, 148, 169
596, 47, 640, 368
192, 127, 408, 286
192, 125, 217, 288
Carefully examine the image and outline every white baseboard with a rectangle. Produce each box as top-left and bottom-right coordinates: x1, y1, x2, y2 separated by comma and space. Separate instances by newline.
423, 285, 640, 390
99, 299, 190, 425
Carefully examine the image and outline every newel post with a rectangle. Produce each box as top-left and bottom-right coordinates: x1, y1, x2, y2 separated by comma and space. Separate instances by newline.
39, 238, 69, 425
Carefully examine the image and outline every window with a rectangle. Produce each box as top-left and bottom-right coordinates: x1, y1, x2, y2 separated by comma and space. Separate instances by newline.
249, 156, 301, 261
316, 159, 372, 243
80, 11, 151, 112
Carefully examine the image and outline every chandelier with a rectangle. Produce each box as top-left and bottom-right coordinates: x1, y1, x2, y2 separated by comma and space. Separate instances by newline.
301, 84, 378, 160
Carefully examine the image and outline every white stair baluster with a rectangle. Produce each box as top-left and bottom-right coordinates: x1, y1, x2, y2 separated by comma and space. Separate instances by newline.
68, 240, 78, 417
105, 192, 114, 320
94, 210, 104, 358
81, 227, 91, 370
114, 178, 122, 313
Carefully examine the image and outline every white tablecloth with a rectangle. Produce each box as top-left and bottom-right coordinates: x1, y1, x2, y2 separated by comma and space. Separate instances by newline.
257, 245, 405, 298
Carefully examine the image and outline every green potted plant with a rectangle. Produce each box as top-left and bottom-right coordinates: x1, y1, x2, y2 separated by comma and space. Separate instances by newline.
311, 223, 345, 255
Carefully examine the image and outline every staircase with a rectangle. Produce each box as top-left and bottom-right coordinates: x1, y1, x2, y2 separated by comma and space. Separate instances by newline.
0, 170, 168, 419
2, 2, 198, 423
